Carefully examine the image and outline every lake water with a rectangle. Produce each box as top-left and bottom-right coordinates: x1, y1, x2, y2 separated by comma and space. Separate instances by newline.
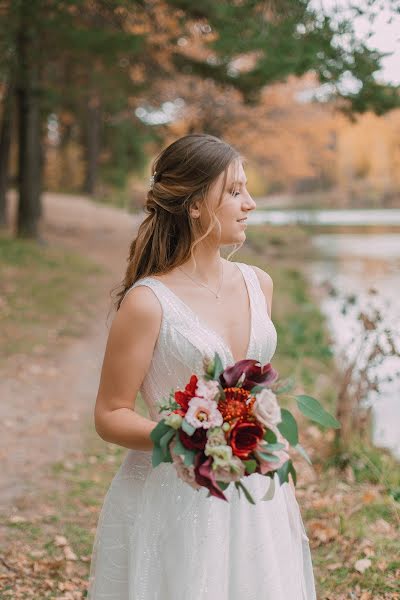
309, 233, 400, 459
250, 208, 400, 459
248, 208, 400, 227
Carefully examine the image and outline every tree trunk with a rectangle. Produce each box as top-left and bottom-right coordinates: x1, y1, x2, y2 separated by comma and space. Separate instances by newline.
83, 95, 101, 196
0, 78, 14, 228
16, 3, 42, 239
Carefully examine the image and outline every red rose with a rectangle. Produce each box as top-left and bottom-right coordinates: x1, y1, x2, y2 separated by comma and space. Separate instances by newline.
174, 374, 198, 412
178, 427, 207, 451
230, 421, 264, 459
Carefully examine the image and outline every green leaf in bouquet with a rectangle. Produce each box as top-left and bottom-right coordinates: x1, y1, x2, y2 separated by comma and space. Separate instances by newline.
150, 421, 173, 445
181, 419, 196, 436
263, 429, 278, 444
164, 446, 174, 463
244, 459, 257, 474
277, 459, 297, 487
216, 481, 230, 491
257, 451, 280, 462
294, 442, 312, 465
272, 376, 296, 395
250, 384, 265, 394
289, 461, 297, 486
218, 386, 226, 401
235, 480, 256, 505
277, 459, 291, 485
234, 481, 241, 499
262, 442, 285, 452
152, 445, 164, 468
277, 408, 299, 445
296, 395, 341, 429
261, 475, 276, 501
213, 352, 224, 379
159, 429, 176, 457
173, 437, 196, 466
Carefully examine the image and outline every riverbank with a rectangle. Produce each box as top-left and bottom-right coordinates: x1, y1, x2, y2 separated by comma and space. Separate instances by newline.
0, 214, 399, 598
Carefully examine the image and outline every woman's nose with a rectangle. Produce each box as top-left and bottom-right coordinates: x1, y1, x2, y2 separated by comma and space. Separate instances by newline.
243, 192, 257, 211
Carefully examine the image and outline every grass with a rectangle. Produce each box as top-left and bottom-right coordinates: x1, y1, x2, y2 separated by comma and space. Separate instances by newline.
0, 233, 106, 360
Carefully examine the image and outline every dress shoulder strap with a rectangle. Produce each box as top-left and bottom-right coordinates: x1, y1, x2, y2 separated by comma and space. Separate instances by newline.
119, 276, 166, 308
235, 261, 271, 315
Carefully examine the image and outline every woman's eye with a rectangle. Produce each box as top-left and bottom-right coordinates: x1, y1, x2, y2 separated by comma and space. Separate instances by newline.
231, 190, 241, 197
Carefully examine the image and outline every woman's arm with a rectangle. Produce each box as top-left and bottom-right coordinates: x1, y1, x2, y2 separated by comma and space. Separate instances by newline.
94, 286, 162, 451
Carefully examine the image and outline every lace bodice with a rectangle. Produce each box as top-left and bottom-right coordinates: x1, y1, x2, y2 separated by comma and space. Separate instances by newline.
123, 262, 278, 422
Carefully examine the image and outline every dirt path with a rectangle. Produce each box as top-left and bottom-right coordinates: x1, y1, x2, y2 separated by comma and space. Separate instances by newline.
0, 192, 144, 513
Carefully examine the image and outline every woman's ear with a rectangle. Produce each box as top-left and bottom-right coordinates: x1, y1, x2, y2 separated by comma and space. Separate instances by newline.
189, 201, 201, 219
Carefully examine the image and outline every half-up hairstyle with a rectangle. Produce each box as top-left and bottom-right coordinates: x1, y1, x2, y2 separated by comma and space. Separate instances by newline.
113, 133, 242, 311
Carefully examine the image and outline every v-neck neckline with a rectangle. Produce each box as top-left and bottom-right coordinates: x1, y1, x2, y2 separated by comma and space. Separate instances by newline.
147, 262, 254, 365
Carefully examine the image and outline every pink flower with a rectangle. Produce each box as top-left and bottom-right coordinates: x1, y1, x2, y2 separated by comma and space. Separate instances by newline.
170, 439, 202, 490
195, 378, 220, 401
185, 397, 223, 429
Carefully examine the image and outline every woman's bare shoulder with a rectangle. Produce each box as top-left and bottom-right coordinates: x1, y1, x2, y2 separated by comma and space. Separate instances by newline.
113, 284, 162, 335
248, 264, 273, 288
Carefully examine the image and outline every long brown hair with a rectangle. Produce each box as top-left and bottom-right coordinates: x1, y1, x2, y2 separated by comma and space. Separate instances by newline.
113, 133, 242, 311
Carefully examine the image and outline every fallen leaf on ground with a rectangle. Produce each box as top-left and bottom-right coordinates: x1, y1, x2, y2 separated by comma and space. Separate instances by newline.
354, 558, 372, 573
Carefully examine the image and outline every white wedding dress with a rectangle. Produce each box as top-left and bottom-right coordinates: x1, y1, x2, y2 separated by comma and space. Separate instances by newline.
87, 262, 317, 599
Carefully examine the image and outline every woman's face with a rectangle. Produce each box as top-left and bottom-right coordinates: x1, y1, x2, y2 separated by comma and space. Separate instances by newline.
196, 160, 257, 247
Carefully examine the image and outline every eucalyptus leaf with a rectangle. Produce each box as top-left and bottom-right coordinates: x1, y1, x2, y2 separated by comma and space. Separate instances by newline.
250, 384, 265, 394
216, 481, 230, 491
264, 429, 278, 444
213, 352, 224, 379
257, 451, 280, 462
150, 421, 172, 445
261, 476, 276, 501
277, 459, 291, 485
262, 442, 285, 452
277, 408, 299, 445
159, 429, 176, 456
288, 461, 297, 486
234, 481, 242, 499
296, 395, 341, 429
294, 443, 313, 465
173, 437, 195, 466
236, 480, 256, 505
244, 459, 257, 474
272, 376, 296, 395
181, 419, 196, 436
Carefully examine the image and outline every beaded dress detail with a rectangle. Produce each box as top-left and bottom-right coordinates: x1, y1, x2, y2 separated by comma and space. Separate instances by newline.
87, 262, 317, 600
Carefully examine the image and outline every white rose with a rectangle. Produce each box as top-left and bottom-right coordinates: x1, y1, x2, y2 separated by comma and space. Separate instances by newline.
252, 389, 281, 429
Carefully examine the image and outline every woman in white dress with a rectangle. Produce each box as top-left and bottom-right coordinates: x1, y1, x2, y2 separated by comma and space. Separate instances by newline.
88, 133, 317, 599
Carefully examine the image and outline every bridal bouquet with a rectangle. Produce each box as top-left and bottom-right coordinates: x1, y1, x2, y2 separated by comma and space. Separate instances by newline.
150, 353, 340, 503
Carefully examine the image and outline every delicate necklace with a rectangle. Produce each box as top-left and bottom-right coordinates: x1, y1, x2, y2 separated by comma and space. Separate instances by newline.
178, 261, 224, 299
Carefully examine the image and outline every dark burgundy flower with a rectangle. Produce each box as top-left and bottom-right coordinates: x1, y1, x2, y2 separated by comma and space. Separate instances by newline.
194, 453, 228, 501
220, 360, 278, 391
178, 427, 207, 451
230, 421, 264, 459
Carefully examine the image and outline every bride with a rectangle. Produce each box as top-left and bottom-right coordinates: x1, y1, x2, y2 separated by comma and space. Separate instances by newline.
87, 133, 317, 599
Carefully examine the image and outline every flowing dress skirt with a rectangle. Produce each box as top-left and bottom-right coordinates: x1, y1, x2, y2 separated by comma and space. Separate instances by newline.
87, 448, 316, 600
